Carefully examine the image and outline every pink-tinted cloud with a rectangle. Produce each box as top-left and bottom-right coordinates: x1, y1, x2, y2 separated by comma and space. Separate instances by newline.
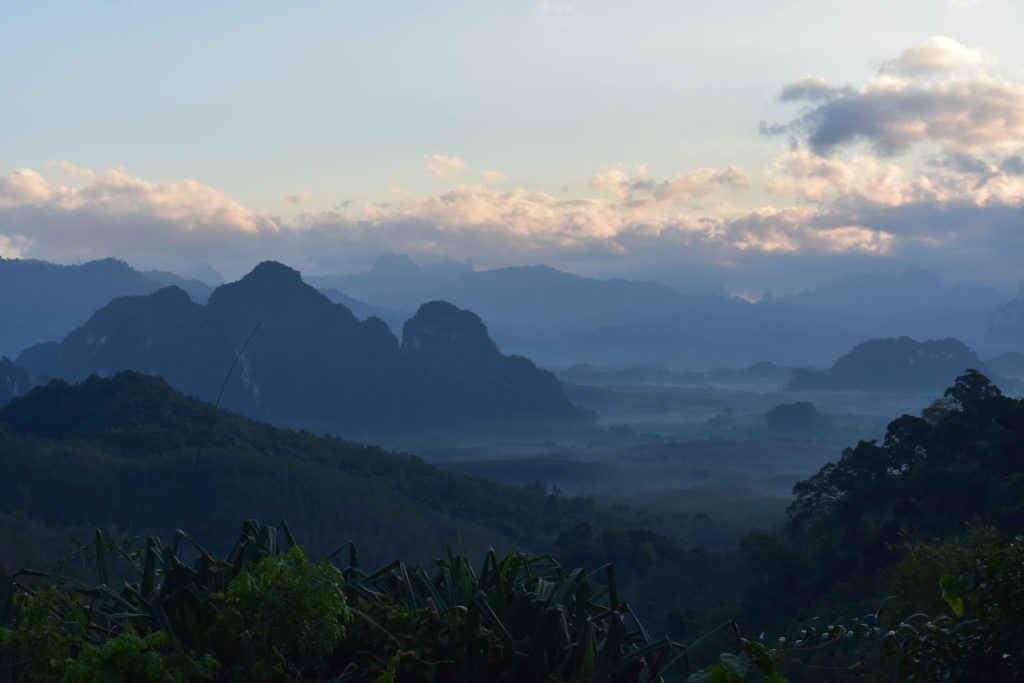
0, 169, 53, 204
882, 36, 989, 76
424, 154, 466, 180
0, 164, 277, 269
591, 164, 748, 205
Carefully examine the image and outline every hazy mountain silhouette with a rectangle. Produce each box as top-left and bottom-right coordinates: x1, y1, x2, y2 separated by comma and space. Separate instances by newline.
16, 261, 584, 434
317, 287, 409, 336
771, 268, 1004, 315
5, 254, 1016, 373
306, 252, 474, 309
986, 351, 1024, 377
0, 257, 216, 358
788, 337, 986, 391
430, 265, 737, 334
986, 298, 1024, 352
395, 263, 1011, 369
142, 269, 216, 302
414, 265, 858, 367
299, 254, 1019, 369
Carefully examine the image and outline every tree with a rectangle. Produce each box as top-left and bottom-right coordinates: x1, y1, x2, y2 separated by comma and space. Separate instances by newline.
944, 367, 1002, 411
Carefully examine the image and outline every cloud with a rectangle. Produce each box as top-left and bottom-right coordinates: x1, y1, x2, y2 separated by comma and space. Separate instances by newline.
591, 164, 748, 204
286, 191, 310, 204
767, 150, 912, 205
779, 76, 848, 102
535, 0, 580, 24
5, 110, 1024, 292
0, 233, 29, 259
0, 165, 277, 270
424, 154, 466, 180
882, 36, 989, 76
769, 44, 1024, 157
0, 169, 53, 204
483, 170, 508, 185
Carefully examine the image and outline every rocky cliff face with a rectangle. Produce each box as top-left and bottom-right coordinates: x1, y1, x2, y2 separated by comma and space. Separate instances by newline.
400, 301, 579, 427
0, 356, 30, 407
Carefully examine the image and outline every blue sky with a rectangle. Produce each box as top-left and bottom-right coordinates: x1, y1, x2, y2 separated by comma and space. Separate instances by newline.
3, 1, 1024, 295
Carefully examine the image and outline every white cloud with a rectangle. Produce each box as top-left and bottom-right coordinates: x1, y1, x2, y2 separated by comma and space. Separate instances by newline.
882, 36, 989, 76
591, 164, 748, 205
483, 170, 508, 185
535, 0, 580, 24
0, 164, 277, 270
424, 154, 467, 180
0, 234, 29, 259
0, 169, 53, 204
767, 150, 913, 205
286, 191, 310, 204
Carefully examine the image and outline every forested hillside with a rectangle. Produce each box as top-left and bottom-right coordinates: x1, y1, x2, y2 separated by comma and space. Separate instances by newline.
0, 372, 611, 568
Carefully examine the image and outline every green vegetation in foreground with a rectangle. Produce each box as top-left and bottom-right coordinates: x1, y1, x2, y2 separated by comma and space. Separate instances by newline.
4, 519, 1021, 681
1, 520, 757, 682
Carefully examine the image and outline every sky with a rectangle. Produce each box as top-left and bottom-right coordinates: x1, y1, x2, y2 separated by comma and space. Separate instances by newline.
2, 0, 1024, 296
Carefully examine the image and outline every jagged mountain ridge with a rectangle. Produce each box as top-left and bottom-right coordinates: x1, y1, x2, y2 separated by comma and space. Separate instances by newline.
0, 257, 215, 358
17, 261, 585, 434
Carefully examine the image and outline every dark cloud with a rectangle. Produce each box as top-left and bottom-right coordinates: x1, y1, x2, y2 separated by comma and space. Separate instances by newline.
777, 80, 1024, 157
999, 155, 1024, 175
767, 38, 1024, 158
779, 76, 853, 102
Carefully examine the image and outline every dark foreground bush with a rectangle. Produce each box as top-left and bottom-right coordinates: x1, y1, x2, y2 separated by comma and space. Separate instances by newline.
1, 520, 709, 682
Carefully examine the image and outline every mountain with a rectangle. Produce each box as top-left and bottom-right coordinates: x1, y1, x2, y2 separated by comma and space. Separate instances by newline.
409, 265, 1006, 369
772, 268, 1005, 315
788, 336, 986, 391
17, 261, 585, 434
0, 257, 215, 358
306, 252, 474, 309
0, 371, 603, 565
430, 265, 738, 334
317, 287, 409, 336
303, 256, 1017, 370
986, 298, 1024, 352
142, 269, 216, 302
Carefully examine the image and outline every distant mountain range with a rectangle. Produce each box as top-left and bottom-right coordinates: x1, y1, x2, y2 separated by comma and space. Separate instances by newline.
0, 257, 215, 358
307, 255, 1021, 369
766, 268, 1005, 315
1, 254, 1020, 375
16, 261, 585, 434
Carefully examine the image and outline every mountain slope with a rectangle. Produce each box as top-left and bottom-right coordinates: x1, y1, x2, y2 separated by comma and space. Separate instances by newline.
0, 257, 164, 357
0, 372, 600, 565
